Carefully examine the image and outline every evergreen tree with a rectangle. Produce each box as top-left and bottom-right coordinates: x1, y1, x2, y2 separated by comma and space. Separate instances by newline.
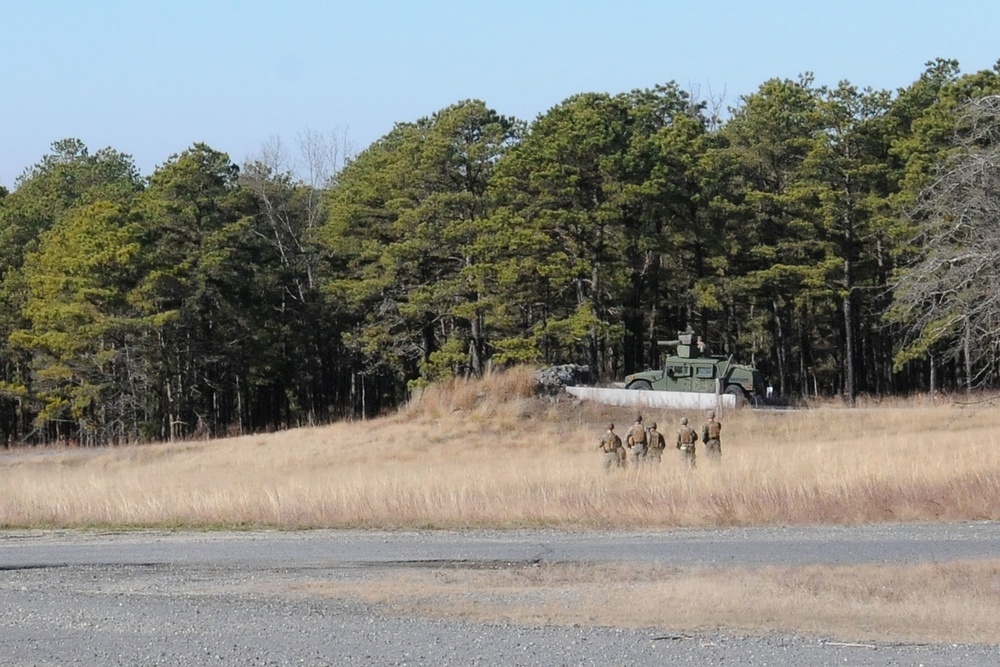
321, 100, 521, 403
9, 202, 148, 443
132, 144, 259, 439
709, 76, 828, 397
0, 140, 143, 443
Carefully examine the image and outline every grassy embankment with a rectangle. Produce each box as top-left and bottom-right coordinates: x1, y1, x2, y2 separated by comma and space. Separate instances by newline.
1, 365, 998, 529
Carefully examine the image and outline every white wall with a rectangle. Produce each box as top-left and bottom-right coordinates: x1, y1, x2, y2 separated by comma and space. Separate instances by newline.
564, 386, 735, 410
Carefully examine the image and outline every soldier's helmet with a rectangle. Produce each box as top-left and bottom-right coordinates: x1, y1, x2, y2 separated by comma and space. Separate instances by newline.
707, 410, 716, 419
635, 414, 643, 423
607, 423, 615, 431
650, 422, 657, 429
680, 416, 688, 425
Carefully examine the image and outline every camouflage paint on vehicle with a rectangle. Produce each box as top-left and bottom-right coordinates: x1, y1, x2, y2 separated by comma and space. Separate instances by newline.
623, 331, 765, 406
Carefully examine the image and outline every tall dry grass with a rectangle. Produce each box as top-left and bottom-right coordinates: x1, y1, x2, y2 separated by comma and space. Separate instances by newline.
2, 367, 999, 529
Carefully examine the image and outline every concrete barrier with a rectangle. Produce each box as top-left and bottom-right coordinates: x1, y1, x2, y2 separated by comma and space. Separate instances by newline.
564, 386, 735, 410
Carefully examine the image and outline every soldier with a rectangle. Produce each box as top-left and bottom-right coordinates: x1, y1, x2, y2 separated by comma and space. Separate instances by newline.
703, 410, 722, 462
597, 423, 624, 473
676, 416, 698, 470
696, 336, 711, 355
626, 414, 648, 466
618, 439, 629, 470
646, 421, 666, 464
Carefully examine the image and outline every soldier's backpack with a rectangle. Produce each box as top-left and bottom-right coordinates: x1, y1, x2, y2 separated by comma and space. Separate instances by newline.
647, 428, 664, 450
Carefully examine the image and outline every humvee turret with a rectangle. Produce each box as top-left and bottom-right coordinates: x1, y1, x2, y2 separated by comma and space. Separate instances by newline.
623, 331, 764, 406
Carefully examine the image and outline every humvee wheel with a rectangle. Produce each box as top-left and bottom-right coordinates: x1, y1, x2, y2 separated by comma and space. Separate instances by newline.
725, 385, 747, 407
628, 380, 652, 391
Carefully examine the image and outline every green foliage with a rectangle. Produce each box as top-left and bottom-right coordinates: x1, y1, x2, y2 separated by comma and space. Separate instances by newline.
0, 140, 145, 442
10, 201, 147, 437
890, 315, 960, 370
491, 336, 542, 366
320, 100, 523, 388
487, 86, 709, 376
419, 337, 469, 383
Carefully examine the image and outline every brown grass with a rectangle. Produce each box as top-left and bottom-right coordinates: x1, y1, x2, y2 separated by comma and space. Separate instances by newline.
1, 366, 999, 529
296, 559, 1000, 644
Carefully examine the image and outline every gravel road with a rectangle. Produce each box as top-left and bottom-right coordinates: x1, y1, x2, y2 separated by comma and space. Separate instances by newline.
3, 523, 1000, 666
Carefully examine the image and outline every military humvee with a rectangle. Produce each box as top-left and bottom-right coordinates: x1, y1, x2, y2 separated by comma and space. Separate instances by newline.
623, 331, 764, 406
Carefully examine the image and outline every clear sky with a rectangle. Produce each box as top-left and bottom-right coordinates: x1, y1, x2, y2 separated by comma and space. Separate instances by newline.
3, 0, 998, 187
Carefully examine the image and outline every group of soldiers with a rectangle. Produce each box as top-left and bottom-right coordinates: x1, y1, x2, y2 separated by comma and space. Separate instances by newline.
597, 412, 722, 472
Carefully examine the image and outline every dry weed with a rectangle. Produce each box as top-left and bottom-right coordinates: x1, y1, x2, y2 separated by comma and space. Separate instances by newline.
2, 369, 1000, 529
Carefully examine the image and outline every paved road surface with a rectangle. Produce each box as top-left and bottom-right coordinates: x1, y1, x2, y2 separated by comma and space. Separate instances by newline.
2, 523, 999, 666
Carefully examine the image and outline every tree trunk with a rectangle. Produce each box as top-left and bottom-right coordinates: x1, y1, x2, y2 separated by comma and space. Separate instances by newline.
929, 354, 936, 396
842, 205, 857, 406
964, 318, 973, 395
468, 313, 483, 378
771, 297, 787, 397
843, 273, 856, 405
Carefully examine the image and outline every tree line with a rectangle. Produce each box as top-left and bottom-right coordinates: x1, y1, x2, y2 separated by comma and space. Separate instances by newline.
2, 58, 1000, 446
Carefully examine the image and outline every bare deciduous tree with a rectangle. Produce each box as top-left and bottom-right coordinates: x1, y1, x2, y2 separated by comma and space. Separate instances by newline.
241, 129, 353, 297
891, 95, 1000, 390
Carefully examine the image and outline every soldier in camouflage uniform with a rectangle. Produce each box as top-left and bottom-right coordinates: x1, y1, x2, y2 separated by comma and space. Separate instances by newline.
702, 410, 722, 462
646, 421, 666, 464
626, 414, 648, 467
676, 416, 698, 470
597, 423, 624, 473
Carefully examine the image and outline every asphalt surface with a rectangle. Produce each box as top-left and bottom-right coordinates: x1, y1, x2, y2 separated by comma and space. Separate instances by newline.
2, 523, 1000, 666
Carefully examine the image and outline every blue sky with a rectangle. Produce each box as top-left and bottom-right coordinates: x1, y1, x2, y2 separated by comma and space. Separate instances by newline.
3, 0, 998, 186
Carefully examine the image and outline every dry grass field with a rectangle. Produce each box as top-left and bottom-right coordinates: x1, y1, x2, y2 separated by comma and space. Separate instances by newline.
4, 367, 1000, 643
2, 366, 998, 529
